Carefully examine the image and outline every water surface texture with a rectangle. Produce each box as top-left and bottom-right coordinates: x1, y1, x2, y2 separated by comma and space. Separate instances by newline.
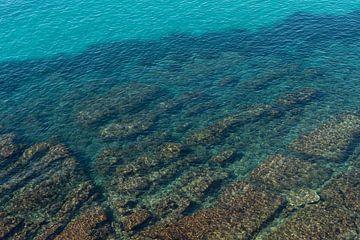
0, 1, 360, 239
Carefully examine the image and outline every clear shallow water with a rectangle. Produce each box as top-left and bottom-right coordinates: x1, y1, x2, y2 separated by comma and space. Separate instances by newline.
0, 1, 360, 240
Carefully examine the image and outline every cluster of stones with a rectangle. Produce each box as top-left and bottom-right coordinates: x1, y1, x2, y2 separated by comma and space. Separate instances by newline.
0, 133, 114, 239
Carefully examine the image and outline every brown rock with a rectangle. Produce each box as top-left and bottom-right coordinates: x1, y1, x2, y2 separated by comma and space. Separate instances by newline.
0, 212, 23, 239
186, 104, 274, 145
141, 182, 285, 240
55, 207, 112, 240
251, 154, 333, 191
289, 114, 360, 161
123, 209, 152, 231
154, 194, 192, 217
264, 203, 360, 240
321, 169, 360, 212
0, 133, 19, 162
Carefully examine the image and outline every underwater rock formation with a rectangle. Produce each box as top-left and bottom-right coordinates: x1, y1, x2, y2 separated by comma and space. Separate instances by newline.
100, 111, 156, 139
186, 104, 276, 145
140, 181, 285, 240
210, 148, 238, 164
263, 203, 359, 240
0, 212, 23, 239
122, 209, 152, 231
290, 113, 360, 161
0, 133, 19, 162
77, 83, 163, 126
251, 154, 333, 191
0, 133, 114, 239
275, 88, 318, 108
286, 188, 320, 208
321, 169, 360, 212
54, 206, 113, 240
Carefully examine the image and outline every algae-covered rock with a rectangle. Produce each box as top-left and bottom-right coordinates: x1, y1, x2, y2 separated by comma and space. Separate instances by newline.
287, 188, 320, 208
0, 133, 19, 162
276, 88, 318, 108
54, 207, 113, 240
0, 134, 110, 239
290, 114, 360, 161
100, 112, 155, 139
251, 154, 333, 191
0, 212, 23, 239
264, 203, 359, 240
321, 169, 360, 212
179, 168, 229, 201
122, 209, 152, 231
158, 142, 183, 159
186, 104, 274, 145
140, 181, 285, 240
153, 194, 192, 218
210, 148, 237, 164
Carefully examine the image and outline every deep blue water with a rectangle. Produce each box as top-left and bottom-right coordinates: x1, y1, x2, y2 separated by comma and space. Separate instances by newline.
1, 2, 360, 239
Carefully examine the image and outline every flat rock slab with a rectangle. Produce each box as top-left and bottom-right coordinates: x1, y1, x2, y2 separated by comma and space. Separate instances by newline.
54, 207, 112, 240
263, 203, 360, 240
321, 169, 360, 212
140, 181, 284, 240
251, 154, 333, 191
290, 114, 360, 162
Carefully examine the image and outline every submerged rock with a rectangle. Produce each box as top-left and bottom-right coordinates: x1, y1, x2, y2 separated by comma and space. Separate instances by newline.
276, 88, 318, 108
140, 181, 285, 240
186, 104, 274, 145
263, 203, 359, 240
0, 133, 19, 162
290, 113, 360, 161
100, 112, 155, 139
321, 169, 360, 212
122, 209, 152, 231
153, 194, 192, 218
287, 188, 320, 208
158, 142, 183, 159
54, 207, 113, 240
251, 154, 333, 191
0, 212, 23, 239
0, 133, 112, 239
211, 148, 238, 164
77, 83, 163, 126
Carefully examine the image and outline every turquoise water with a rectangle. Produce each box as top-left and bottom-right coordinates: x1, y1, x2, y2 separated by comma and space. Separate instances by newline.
2, 0, 360, 60
0, 1, 360, 239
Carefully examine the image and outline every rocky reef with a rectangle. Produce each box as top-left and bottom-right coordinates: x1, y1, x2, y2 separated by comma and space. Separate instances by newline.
263, 203, 359, 240
290, 113, 360, 161
1, 72, 360, 240
0, 133, 114, 240
250, 154, 333, 191
139, 181, 285, 240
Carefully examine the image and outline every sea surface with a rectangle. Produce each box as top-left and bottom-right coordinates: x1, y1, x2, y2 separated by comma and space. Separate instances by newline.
0, 1, 359, 239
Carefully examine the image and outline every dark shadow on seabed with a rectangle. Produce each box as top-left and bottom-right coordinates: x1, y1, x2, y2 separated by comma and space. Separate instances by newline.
0, 11, 360, 239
